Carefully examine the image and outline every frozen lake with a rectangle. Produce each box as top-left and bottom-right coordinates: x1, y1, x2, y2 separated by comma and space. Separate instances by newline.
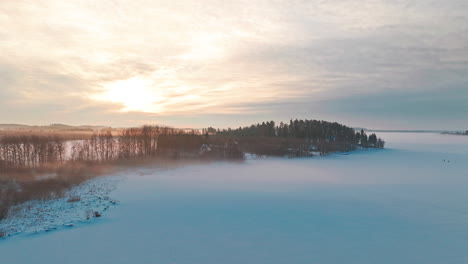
1, 132, 468, 263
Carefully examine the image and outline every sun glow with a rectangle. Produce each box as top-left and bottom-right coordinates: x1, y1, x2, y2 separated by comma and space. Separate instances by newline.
94, 77, 164, 113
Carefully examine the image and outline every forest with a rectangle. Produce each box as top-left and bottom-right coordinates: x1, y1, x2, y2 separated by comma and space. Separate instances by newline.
443, 130, 468, 136
0, 119, 384, 220
212, 119, 384, 156
0, 120, 385, 170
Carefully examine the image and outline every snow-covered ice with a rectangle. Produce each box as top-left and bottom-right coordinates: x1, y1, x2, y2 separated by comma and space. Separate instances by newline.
1, 132, 468, 264
0, 176, 121, 238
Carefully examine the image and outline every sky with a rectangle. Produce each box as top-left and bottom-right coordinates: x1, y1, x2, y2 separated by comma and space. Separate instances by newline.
0, 0, 467, 130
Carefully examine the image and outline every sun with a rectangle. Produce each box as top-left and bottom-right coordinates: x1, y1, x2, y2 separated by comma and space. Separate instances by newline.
94, 77, 163, 113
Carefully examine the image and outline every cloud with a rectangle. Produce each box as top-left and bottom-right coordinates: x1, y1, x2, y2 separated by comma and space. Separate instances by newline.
0, 0, 467, 129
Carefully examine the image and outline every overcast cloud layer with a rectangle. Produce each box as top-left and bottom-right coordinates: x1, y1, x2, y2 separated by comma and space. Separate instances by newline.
1, 0, 467, 129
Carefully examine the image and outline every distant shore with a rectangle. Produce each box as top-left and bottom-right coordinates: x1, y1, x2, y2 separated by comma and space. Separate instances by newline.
441, 131, 468, 136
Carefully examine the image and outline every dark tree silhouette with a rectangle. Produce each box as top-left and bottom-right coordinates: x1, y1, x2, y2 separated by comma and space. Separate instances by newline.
214, 119, 383, 156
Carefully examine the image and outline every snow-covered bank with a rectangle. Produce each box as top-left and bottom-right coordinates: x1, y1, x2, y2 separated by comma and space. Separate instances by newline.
1, 132, 468, 264
0, 176, 121, 239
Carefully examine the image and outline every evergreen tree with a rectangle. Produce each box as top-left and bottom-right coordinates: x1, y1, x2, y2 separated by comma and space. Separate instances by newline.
368, 133, 377, 147
360, 129, 368, 147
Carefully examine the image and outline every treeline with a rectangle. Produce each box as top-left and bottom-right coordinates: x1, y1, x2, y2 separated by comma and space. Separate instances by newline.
355, 129, 385, 148
0, 120, 385, 170
443, 130, 468, 136
70, 126, 217, 162
0, 125, 241, 171
210, 119, 384, 156
0, 135, 65, 169
215, 120, 355, 141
